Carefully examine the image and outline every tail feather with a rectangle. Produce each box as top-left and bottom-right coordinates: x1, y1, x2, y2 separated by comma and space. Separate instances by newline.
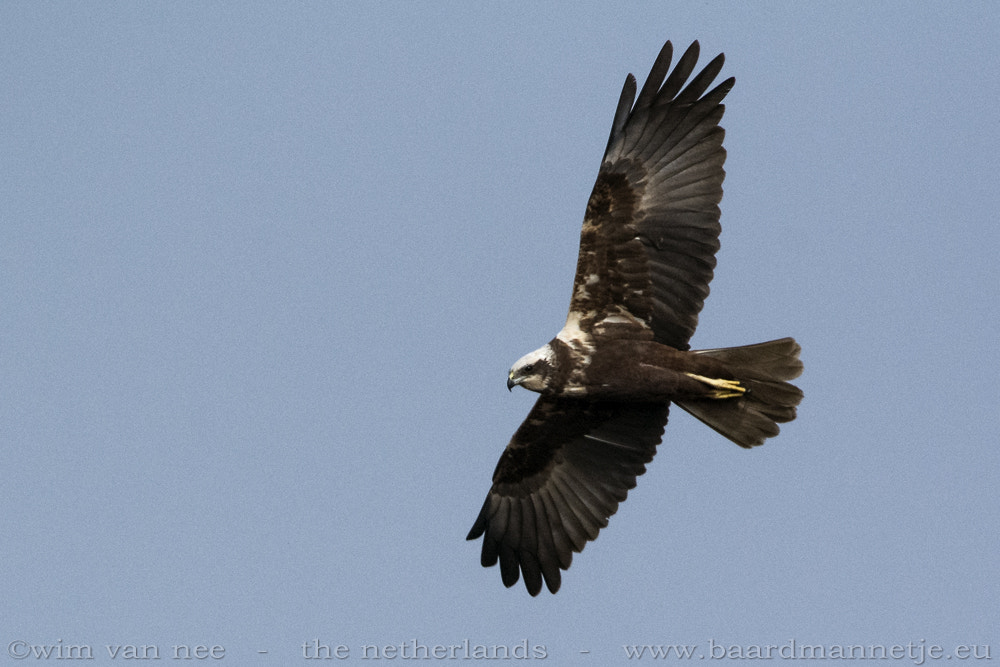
676, 337, 803, 448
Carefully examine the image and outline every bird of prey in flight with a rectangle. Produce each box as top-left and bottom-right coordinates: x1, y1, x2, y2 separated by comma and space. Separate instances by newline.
467, 40, 804, 596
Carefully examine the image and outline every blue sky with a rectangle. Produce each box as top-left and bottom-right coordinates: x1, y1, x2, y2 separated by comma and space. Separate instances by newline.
2, 2, 998, 664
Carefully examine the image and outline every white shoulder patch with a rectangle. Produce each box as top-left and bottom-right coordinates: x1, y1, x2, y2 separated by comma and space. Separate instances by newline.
557, 311, 587, 344
557, 311, 595, 361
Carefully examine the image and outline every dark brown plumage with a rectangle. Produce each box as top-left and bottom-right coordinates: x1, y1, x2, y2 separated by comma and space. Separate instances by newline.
467, 40, 803, 596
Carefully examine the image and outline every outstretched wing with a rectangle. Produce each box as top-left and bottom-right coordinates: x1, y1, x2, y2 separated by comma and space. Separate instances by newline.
569, 41, 734, 349
467, 397, 668, 595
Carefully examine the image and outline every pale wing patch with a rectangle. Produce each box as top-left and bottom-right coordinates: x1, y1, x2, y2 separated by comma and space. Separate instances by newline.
592, 308, 651, 338
557, 312, 594, 383
558, 311, 590, 347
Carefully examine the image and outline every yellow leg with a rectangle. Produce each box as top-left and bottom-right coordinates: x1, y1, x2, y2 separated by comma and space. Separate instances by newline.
684, 373, 747, 399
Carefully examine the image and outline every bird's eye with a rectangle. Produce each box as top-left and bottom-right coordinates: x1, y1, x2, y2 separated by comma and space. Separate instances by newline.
524, 363, 535, 373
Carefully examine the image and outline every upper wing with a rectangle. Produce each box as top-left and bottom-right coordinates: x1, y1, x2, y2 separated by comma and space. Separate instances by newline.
466, 397, 668, 595
569, 41, 735, 349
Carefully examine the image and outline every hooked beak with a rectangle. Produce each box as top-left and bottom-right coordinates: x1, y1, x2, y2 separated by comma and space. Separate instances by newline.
507, 372, 517, 391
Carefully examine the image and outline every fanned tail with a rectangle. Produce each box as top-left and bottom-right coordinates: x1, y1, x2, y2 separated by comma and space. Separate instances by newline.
676, 337, 803, 448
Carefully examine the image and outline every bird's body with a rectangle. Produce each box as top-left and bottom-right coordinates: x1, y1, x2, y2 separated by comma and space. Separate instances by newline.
468, 40, 803, 596
513, 334, 736, 401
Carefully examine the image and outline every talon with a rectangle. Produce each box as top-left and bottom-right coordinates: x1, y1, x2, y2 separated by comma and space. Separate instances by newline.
685, 373, 746, 399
